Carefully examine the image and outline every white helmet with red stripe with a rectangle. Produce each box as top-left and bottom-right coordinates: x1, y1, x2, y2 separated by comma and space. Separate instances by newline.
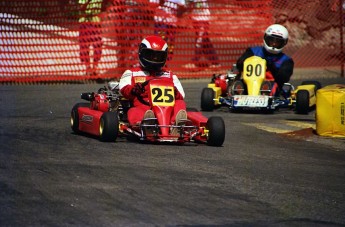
139, 35, 168, 71
263, 24, 289, 54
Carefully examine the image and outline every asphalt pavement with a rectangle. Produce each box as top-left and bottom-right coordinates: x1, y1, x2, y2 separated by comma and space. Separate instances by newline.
0, 77, 345, 226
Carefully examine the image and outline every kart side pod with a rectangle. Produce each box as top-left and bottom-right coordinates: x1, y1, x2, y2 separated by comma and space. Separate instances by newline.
293, 80, 322, 114
207, 83, 222, 106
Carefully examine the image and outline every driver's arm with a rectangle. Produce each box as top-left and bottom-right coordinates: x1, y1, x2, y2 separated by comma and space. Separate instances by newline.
172, 75, 185, 100
269, 59, 294, 89
119, 70, 136, 99
236, 48, 254, 72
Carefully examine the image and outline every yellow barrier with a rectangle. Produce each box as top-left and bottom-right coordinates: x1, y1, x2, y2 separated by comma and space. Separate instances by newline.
316, 84, 345, 137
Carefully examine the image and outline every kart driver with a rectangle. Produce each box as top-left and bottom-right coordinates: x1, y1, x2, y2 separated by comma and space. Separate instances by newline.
236, 24, 294, 96
118, 35, 187, 128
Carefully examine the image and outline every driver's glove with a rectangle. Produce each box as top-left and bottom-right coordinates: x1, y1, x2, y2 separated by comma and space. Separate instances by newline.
131, 83, 144, 96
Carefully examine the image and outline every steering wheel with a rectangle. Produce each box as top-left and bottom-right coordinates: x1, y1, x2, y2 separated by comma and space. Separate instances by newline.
98, 86, 107, 93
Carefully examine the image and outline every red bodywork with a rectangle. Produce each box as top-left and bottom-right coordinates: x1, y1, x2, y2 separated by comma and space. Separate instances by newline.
148, 79, 175, 137
123, 78, 209, 143
77, 93, 110, 136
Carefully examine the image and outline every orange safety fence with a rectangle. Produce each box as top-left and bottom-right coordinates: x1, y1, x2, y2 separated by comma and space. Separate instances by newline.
0, 0, 344, 83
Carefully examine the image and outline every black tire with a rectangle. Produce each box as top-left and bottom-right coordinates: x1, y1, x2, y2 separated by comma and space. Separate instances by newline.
200, 87, 215, 111
99, 112, 119, 142
206, 116, 225, 147
301, 80, 322, 93
295, 90, 309, 114
71, 103, 90, 134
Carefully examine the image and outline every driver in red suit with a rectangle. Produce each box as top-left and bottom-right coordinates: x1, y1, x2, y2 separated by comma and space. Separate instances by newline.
119, 35, 187, 126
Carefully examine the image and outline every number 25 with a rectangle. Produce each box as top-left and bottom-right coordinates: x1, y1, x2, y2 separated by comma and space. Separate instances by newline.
152, 87, 174, 103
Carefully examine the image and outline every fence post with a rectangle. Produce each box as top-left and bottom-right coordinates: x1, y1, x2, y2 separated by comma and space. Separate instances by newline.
340, 0, 344, 77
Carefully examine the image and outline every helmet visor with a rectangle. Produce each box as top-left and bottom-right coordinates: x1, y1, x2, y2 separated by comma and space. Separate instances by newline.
264, 35, 286, 49
141, 48, 167, 63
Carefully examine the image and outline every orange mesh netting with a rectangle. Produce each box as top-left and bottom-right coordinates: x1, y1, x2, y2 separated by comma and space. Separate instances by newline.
0, 0, 344, 83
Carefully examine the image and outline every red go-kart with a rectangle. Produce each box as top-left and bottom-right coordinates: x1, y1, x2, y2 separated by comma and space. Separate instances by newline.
71, 78, 225, 146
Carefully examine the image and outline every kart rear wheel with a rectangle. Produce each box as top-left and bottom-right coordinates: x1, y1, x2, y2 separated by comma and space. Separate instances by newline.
206, 116, 225, 147
231, 80, 245, 95
260, 81, 272, 95
99, 112, 119, 142
295, 90, 309, 114
201, 87, 215, 111
71, 103, 89, 134
226, 83, 233, 97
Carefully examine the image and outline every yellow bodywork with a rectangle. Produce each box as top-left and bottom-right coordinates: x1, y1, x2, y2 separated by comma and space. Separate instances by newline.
207, 83, 222, 105
293, 84, 317, 107
316, 84, 345, 137
242, 56, 266, 95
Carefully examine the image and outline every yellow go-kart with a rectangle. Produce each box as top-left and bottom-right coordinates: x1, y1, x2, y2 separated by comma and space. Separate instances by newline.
200, 56, 321, 114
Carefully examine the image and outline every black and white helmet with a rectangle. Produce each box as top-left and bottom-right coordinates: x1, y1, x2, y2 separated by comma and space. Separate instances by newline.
263, 24, 289, 54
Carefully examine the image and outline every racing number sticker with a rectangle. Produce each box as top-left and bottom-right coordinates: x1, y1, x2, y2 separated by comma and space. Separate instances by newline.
246, 63, 262, 77
150, 85, 175, 106
243, 56, 266, 79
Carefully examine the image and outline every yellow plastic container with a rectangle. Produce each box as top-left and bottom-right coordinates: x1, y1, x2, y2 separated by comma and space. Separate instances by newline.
316, 84, 345, 137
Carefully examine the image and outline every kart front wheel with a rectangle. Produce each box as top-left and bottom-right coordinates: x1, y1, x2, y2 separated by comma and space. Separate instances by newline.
206, 116, 225, 147
99, 112, 119, 142
295, 90, 309, 115
71, 103, 89, 134
201, 88, 215, 111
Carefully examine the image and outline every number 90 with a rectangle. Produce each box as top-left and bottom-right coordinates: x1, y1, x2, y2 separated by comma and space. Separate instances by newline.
246, 63, 262, 77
